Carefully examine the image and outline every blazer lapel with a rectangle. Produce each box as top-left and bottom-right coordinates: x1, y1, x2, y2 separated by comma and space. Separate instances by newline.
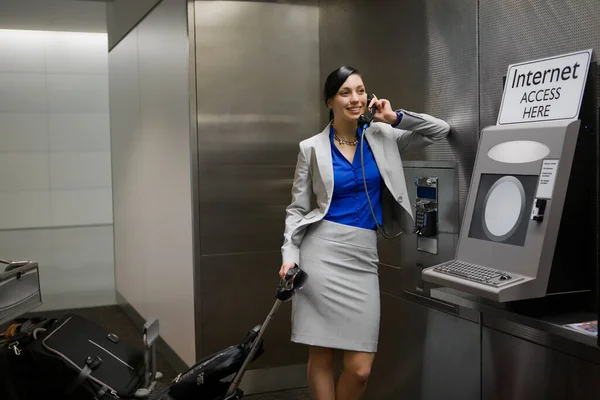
364, 126, 393, 195
315, 123, 334, 200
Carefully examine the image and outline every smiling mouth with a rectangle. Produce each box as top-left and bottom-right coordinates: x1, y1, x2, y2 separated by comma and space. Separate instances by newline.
347, 107, 362, 113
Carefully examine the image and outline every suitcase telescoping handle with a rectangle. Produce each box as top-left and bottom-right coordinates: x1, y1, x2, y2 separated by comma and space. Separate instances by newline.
224, 297, 282, 398
224, 267, 308, 398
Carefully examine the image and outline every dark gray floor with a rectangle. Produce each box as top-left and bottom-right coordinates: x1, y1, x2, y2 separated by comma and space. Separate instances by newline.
24, 305, 310, 400
245, 388, 311, 399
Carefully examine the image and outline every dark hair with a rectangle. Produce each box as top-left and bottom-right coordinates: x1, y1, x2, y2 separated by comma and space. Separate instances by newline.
324, 66, 360, 121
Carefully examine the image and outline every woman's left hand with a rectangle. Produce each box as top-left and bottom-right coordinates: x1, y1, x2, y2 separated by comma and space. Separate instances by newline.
368, 95, 399, 125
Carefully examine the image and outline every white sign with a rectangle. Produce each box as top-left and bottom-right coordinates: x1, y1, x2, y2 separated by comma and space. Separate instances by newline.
535, 159, 559, 199
497, 49, 592, 125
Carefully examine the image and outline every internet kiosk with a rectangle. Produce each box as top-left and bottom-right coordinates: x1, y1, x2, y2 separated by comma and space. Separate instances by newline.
423, 49, 596, 303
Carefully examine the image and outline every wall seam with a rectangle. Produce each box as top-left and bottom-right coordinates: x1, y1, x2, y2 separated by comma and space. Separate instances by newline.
186, 0, 203, 361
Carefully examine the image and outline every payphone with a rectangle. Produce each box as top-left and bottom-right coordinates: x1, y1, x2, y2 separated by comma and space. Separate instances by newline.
413, 176, 438, 238
398, 161, 459, 294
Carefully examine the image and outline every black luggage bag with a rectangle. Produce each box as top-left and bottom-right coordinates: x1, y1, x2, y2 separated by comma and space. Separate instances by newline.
0, 313, 161, 399
166, 325, 264, 400
164, 266, 308, 400
43, 313, 147, 397
0, 259, 161, 399
2, 314, 142, 399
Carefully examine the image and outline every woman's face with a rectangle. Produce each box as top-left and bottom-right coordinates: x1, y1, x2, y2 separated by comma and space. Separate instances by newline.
328, 74, 368, 123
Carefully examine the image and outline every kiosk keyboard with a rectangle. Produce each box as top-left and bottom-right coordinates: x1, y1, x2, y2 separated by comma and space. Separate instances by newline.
434, 261, 523, 287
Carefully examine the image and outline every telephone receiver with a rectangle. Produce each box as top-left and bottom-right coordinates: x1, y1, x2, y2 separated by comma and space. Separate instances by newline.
357, 93, 378, 128
357, 92, 402, 239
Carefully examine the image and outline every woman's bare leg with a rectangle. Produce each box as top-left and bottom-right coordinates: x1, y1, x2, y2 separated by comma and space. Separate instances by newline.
335, 350, 375, 400
307, 346, 336, 400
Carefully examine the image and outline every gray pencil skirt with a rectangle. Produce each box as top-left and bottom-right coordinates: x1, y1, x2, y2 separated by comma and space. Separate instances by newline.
291, 219, 380, 353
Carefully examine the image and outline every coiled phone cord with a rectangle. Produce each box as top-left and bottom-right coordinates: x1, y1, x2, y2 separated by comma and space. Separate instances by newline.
359, 124, 404, 239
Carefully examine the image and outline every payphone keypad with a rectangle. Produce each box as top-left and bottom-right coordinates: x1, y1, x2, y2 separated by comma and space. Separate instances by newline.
414, 177, 438, 238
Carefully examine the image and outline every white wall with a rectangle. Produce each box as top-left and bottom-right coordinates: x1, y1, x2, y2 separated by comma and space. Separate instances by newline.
109, 0, 196, 366
0, 29, 115, 310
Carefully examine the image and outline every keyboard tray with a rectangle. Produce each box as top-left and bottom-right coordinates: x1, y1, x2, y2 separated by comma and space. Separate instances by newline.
434, 260, 523, 288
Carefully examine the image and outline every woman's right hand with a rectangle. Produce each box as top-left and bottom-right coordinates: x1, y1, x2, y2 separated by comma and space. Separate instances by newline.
279, 262, 296, 280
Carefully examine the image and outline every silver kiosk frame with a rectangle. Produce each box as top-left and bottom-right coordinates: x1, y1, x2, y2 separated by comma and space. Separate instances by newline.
422, 119, 591, 302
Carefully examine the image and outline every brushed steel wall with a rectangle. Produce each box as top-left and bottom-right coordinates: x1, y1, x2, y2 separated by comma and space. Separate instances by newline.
479, 0, 600, 131
319, 0, 480, 268
482, 328, 600, 399
365, 294, 480, 399
193, 1, 320, 368
479, 1, 600, 394
319, 2, 481, 399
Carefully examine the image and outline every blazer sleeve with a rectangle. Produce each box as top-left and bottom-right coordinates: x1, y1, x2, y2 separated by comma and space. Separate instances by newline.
392, 109, 450, 152
281, 142, 312, 266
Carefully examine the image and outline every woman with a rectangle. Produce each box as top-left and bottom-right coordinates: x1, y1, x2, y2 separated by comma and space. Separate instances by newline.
279, 66, 450, 400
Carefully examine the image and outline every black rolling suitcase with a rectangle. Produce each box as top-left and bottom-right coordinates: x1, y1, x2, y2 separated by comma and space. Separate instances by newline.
164, 267, 308, 400
41, 313, 147, 398
1, 313, 161, 399
0, 259, 161, 399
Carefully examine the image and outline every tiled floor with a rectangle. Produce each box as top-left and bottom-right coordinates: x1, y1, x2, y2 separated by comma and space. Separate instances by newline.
22, 305, 310, 400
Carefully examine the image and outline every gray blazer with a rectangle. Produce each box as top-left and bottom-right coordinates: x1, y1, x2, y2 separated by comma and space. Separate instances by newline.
281, 110, 450, 266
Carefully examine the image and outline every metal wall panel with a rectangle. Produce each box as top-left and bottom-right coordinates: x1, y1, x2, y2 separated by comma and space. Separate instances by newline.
365, 293, 480, 400
194, 1, 320, 369
199, 252, 307, 369
318, 3, 480, 397
194, 1, 320, 257
479, 0, 600, 339
482, 327, 600, 400
319, 0, 479, 268
479, 0, 600, 130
